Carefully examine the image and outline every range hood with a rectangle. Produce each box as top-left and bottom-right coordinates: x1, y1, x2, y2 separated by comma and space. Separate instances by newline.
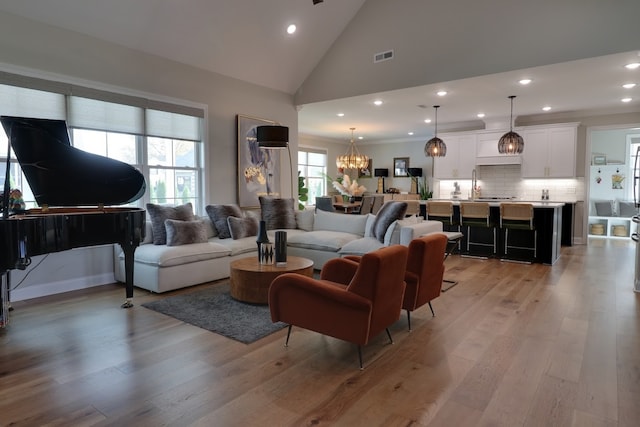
475, 155, 522, 166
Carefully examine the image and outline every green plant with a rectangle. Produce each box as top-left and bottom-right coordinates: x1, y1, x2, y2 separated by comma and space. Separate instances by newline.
155, 181, 167, 203
298, 171, 308, 210
418, 176, 432, 200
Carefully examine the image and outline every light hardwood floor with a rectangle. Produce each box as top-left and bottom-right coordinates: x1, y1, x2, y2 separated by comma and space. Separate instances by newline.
1, 239, 639, 426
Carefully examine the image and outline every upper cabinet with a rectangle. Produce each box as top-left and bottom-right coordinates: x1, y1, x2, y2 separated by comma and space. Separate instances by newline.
521, 124, 578, 178
433, 133, 476, 179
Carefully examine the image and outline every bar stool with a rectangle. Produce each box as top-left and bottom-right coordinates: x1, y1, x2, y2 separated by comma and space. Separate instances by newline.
459, 202, 496, 257
500, 203, 536, 262
426, 201, 463, 254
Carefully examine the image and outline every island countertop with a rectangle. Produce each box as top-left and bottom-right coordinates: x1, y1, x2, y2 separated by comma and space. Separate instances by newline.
423, 199, 565, 208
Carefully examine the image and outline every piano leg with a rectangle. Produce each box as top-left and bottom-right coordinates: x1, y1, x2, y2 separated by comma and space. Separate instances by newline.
1, 270, 9, 327
120, 243, 136, 308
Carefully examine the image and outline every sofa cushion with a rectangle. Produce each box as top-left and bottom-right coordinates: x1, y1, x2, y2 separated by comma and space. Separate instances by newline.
259, 197, 297, 229
227, 215, 259, 239
338, 237, 386, 256
165, 219, 208, 246
372, 201, 408, 243
206, 204, 243, 239
295, 208, 315, 231
313, 209, 368, 236
288, 230, 360, 252
211, 236, 259, 256
146, 202, 195, 245
132, 242, 232, 267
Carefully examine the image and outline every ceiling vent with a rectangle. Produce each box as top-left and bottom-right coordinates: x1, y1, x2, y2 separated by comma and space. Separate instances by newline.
374, 50, 394, 63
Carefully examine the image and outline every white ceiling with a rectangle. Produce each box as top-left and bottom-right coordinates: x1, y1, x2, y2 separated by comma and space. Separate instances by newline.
0, 0, 638, 144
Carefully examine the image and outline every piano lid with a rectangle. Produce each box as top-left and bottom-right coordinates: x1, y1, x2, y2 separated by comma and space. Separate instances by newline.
1, 116, 146, 207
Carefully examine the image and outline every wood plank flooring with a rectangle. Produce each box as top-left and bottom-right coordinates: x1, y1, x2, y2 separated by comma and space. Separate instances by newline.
1, 238, 639, 426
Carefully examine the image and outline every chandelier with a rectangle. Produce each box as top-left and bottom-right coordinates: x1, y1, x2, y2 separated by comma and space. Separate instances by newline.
336, 127, 369, 169
498, 95, 524, 154
424, 105, 447, 157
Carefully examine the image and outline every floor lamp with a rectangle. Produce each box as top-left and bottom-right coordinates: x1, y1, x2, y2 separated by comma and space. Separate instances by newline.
256, 125, 294, 199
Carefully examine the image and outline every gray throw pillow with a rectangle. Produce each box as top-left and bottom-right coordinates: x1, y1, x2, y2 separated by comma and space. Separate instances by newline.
146, 202, 195, 245
205, 204, 243, 239
164, 219, 208, 246
259, 197, 297, 230
227, 216, 259, 239
372, 201, 408, 243
594, 201, 613, 217
618, 201, 636, 217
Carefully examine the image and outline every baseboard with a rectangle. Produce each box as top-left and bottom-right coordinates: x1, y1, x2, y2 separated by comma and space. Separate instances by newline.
10, 273, 116, 302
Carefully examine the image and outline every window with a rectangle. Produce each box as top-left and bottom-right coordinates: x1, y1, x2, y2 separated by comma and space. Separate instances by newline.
298, 148, 327, 206
0, 75, 205, 213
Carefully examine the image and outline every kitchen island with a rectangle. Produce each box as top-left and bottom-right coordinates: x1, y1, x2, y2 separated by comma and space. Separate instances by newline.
421, 200, 564, 264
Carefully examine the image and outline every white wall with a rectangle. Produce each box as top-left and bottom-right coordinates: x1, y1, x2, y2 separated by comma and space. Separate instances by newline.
0, 12, 298, 300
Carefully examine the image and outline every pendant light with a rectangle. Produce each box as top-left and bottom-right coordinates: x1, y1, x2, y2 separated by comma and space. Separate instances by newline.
498, 95, 524, 154
336, 127, 369, 169
424, 105, 446, 157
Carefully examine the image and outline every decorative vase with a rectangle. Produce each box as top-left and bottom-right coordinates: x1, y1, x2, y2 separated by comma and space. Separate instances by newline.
256, 220, 271, 264
275, 230, 287, 266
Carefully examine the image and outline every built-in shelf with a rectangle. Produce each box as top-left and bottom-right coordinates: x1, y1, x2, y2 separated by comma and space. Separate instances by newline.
588, 216, 635, 238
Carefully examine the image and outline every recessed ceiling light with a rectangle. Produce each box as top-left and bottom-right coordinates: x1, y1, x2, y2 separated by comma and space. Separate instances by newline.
408, 132, 414, 136
337, 113, 344, 117
373, 100, 383, 106
477, 113, 485, 118
542, 106, 552, 111
623, 83, 637, 89
424, 119, 432, 124
622, 97, 632, 103
358, 136, 363, 140
437, 90, 447, 97
286, 24, 297, 35
625, 62, 640, 70
519, 79, 532, 85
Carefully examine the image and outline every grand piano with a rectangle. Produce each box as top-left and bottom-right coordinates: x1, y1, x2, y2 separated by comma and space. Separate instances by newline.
0, 116, 146, 326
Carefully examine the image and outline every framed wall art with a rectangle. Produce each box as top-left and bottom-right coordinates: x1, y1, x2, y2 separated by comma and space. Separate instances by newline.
358, 158, 373, 178
393, 157, 410, 177
237, 114, 281, 208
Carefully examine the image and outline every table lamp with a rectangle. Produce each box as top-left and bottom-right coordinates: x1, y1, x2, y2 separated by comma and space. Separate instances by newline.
374, 168, 388, 193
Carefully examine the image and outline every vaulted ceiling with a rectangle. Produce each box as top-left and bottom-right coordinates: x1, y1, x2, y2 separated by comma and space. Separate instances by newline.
0, 0, 638, 143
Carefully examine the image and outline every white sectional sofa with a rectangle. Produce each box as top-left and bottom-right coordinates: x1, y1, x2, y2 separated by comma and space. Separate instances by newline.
114, 204, 442, 293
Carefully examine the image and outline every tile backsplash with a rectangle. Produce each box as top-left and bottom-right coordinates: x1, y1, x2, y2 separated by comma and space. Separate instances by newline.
436, 164, 585, 202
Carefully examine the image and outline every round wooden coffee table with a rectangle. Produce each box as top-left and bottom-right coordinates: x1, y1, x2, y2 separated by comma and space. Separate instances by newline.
229, 256, 314, 304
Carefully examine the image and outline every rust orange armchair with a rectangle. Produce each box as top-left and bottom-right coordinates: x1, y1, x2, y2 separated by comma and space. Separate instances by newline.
269, 245, 409, 369
403, 233, 447, 330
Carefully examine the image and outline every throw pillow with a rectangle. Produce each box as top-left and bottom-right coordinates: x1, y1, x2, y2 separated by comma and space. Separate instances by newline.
618, 201, 636, 217
594, 200, 613, 217
372, 201, 408, 243
295, 208, 315, 231
146, 202, 195, 245
164, 219, 208, 246
227, 216, 259, 239
205, 204, 243, 239
259, 197, 297, 230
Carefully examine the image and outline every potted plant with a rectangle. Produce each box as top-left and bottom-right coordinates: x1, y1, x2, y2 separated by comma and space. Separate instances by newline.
298, 171, 308, 210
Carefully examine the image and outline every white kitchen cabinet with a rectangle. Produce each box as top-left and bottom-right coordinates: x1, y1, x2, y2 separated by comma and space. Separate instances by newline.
522, 125, 577, 178
433, 133, 476, 179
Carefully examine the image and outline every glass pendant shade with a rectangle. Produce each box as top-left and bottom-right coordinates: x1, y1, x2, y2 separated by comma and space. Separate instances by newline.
336, 127, 369, 169
498, 95, 524, 154
424, 105, 446, 157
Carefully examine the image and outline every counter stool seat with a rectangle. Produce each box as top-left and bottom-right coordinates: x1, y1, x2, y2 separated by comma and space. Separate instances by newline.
500, 203, 536, 263
459, 202, 496, 258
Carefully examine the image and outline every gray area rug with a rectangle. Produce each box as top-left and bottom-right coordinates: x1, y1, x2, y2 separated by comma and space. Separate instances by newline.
141, 282, 287, 344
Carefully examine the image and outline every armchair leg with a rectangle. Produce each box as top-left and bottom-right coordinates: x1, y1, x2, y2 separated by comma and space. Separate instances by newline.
428, 301, 435, 317
358, 345, 363, 370
285, 324, 292, 347
406, 310, 412, 332
386, 328, 394, 344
